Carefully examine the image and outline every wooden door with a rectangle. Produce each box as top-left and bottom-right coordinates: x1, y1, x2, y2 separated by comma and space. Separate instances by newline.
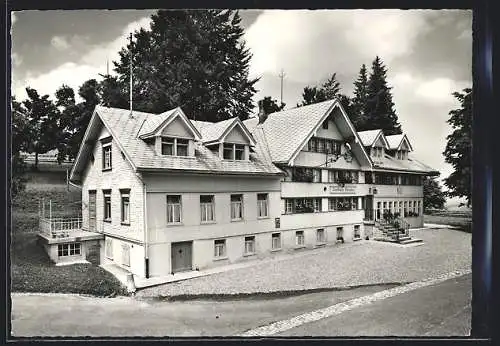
89, 191, 96, 231
171, 241, 193, 273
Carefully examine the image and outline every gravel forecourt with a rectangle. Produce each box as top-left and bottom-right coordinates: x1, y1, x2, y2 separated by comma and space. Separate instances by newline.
136, 228, 471, 298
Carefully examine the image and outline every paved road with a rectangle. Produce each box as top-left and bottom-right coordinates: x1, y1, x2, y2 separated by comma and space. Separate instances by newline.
10, 274, 470, 337
279, 273, 471, 337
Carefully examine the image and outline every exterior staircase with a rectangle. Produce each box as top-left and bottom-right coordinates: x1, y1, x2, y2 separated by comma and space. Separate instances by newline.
373, 218, 423, 245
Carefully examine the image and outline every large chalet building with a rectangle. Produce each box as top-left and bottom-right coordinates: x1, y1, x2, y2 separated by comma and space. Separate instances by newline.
66, 99, 438, 278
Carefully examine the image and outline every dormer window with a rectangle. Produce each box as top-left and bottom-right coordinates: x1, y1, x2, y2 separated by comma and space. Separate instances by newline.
371, 147, 384, 158
161, 137, 189, 156
223, 143, 245, 160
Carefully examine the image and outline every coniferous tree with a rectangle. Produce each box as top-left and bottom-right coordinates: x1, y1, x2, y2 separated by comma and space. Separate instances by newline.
443, 87, 472, 207
364, 56, 402, 135
261, 96, 285, 114
297, 73, 342, 107
350, 64, 369, 129
112, 10, 258, 122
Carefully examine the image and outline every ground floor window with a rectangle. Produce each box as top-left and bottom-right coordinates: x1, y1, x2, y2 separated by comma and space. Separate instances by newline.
316, 229, 326, 243
376, 202, 381, 220
244, 236, 255, 255
354, 225, 361, 239
272, 233, 281, 250
105, 238, 113, 259
121, 244, 130, 267
214, 239, 226, 258
58, 243, 81, 257
336, 227, 344, 241
296, 231, 305, 246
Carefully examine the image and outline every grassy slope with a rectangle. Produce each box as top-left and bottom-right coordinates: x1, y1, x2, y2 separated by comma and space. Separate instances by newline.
424, 209, 472, 233
11, 174, 127, 296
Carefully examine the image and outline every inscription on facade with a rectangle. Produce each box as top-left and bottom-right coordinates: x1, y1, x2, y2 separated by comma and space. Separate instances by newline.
329, 185, 356, 194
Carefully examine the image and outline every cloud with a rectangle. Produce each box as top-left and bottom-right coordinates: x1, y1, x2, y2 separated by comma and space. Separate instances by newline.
51, 36, 70, 50
11, 53, 22, 67
245, 10, 431, 84
414, 77, 469, 102
14, 16, 152, 102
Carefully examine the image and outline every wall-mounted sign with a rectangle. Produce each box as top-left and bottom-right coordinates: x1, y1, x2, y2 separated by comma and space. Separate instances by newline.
329, 185, 356, 194
275, 217, 280, 228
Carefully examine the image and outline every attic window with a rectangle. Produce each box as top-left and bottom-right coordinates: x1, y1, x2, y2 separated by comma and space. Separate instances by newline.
223, 143, 245, 161
322, 120, 329, 129
161, 137, 189, 157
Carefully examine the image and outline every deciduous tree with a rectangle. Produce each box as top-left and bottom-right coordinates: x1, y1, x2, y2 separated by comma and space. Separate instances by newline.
443, 87, 472, 207
423, 177, 447, 211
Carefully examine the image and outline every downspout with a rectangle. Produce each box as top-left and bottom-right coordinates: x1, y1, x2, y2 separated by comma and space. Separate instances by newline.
136, 172, 149, 278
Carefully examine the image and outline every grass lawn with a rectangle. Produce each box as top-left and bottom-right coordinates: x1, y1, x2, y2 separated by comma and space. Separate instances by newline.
11, 186, 128, 297
424, 209, 472, 233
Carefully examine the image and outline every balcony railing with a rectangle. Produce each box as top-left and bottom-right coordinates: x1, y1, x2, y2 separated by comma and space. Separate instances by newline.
39, 216, 83, 239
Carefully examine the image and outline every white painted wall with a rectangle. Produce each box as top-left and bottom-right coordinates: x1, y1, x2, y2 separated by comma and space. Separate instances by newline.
80, 125, 145, 243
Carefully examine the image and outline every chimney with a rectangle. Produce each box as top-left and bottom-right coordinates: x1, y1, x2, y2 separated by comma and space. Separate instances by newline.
258, 99, 268, 124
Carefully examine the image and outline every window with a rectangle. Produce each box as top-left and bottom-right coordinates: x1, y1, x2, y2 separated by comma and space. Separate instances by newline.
328, 197, 357, 211
271, 233, 281, 250
58, 243, 81, 257
313, 169, 322, 183
214, 239, 226, 258
285, 199, 294, 214
354, 225, 361, 239
121, 244, 130, 267
376, 202, 381, 220
399, 201, 403, 215
296, 231, 305, 246
200, 195, 215, 222
223, 143, 245, 160
308, 138, 317, 152
102, 142, 112, 170
317, 138, 325, 153
388, 201, 393, 214
417, 201, 421, 216
244, 236, 255, 255
365, 172, 373, 184
231, 194, 243, 220
336, 227, 344, 241
286, 198, 322, 214
120, 190, 130, 224
162, 137, 175, 156
328, 170, 358, 184
235, 144, 245, 160
162, 137, 189, 156
105, 238, 113, 259
257, 193, 268, 218
316, 229, 326, 243
322, 120, 329, 129
291, 167, 321, 183
167, 195, 182, 224
404, 201, 408, 217
103, 190, 111, 221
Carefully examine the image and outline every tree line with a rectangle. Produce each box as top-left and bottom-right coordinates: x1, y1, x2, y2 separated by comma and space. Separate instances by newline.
11, 9, 470, 210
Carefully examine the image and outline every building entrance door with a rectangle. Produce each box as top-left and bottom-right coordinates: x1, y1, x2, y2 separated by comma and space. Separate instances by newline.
364, 195, 374, 221
171, 241, 193, 273
88, 191, 96, 231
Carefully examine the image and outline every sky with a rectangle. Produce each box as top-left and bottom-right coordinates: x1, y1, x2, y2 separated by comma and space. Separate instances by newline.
10, 9, 472, 205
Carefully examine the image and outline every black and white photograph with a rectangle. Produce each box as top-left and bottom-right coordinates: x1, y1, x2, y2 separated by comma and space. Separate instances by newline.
10, 8, 473, 338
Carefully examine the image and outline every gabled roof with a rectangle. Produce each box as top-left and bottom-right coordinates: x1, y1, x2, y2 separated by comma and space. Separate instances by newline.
192, 117, 256, 146
138, 107, 202, 140
357, 129, 389, 148
243, 99, 372, 167
386, 134, 413, 151
70, 106, 282, 183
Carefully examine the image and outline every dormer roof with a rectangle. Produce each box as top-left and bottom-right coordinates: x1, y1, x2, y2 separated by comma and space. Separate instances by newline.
386, 134, 413, 151
357, 129, 389, 149
138, 107, 202, 140
192, 117, 256, 147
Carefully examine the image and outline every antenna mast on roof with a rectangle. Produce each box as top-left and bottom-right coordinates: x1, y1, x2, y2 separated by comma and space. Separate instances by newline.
129, 33, 133, 117
278, 69, 286, 106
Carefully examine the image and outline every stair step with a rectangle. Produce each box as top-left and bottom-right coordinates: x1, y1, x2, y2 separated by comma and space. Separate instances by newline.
399, 238, 423, 245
